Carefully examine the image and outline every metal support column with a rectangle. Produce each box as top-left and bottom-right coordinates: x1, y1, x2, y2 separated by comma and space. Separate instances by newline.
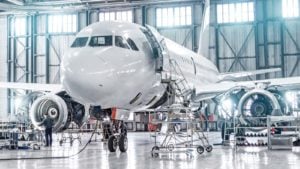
7, 15, 12, 115
31, 14, 37, 83
25, 15, 30, 83
142, 6, 147, 26
254, 0, 260, 79
192, 4, 196, 52
279, 20, 285, 77
86, 10, 90, 26
262, 0, 269, 78
214, 3, 220, 70
45, 14, 50, 83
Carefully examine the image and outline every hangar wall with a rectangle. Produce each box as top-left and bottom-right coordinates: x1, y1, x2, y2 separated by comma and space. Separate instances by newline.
213, 0, 300, 79
1, 0, 300, 116
0, 17, 7, 118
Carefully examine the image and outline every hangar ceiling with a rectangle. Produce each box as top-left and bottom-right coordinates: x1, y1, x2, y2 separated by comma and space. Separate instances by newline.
0, 0, 203, 13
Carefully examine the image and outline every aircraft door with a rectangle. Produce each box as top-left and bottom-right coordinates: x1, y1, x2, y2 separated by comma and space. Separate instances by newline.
142, 25, 171, 73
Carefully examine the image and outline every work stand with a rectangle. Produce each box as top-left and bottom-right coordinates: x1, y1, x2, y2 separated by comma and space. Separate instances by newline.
149, 109, 213, 158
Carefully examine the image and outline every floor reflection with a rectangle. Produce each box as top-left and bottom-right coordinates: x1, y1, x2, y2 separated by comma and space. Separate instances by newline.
0, 132, 299, 169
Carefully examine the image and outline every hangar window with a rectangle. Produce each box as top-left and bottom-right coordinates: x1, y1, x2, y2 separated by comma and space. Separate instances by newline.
115, 36, 130, 49
89, 36, 112, 47
217, 2, 254, 23
99, 10, 133, 22
282, 0, 299, 18
48, 14, 77, 33
71, 37, 88, 48
156, 6, 192, 27
13, 17, 26, 36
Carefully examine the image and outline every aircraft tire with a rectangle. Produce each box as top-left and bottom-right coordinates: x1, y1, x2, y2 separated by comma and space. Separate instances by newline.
108, 135, 117, 152
119, 134, 128, 152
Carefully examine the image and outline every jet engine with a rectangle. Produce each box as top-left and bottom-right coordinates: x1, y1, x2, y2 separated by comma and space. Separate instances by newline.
30, 92, 89, 132
237, 88, 291, 126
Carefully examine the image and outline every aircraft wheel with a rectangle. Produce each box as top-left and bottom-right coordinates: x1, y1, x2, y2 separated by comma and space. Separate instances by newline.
197, 146, 204, 154
119, 134, 128, 152
108, 135, 118, 152
206, 145, 213, 152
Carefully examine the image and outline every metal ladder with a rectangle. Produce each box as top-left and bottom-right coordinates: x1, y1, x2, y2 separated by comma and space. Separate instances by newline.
222, 118, 235, 146
159, 39, 193, 105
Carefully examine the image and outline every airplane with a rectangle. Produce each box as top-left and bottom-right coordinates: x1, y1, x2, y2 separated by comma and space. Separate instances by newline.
1, 2, 300, 153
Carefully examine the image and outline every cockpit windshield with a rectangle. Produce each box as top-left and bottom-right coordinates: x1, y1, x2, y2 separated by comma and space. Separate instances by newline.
85, 35, 139, 51
71, 37, 89, 48
115, 36, 130, 49
126, 38, 139, 51
89, 36, 113, 47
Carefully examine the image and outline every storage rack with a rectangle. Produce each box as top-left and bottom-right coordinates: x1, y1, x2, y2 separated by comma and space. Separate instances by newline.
267, 116, 300, 150
223, 116, 269, 148
234, 117, 269, 149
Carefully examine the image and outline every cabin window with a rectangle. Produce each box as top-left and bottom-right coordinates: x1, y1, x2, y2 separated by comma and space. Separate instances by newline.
89, 36, 113, 47
126, 38, 139, 51
115, 36, 130, 49
71, 37, 89, 48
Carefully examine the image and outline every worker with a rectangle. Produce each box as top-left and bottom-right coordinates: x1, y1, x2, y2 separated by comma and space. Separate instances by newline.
41, 112, 54, 147
271, 123, 282, 135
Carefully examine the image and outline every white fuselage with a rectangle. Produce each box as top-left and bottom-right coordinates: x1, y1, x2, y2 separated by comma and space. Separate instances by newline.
61, 21, 219, 110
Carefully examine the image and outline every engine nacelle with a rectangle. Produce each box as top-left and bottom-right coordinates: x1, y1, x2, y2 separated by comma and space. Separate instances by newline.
237, 89, 285, 126
30, 94, 69, 132
30, 94, 89, 132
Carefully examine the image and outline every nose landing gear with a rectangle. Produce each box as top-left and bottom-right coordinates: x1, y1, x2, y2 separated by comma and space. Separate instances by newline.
106, 121, 128, 152
108, 133, 128, 152
90, 107, 128, 152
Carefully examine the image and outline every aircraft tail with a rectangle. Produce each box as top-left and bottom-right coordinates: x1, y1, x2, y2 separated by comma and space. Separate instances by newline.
198, 0, 210, 56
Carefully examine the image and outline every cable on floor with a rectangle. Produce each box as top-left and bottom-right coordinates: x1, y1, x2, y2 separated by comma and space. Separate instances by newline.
0, 120, 100, 161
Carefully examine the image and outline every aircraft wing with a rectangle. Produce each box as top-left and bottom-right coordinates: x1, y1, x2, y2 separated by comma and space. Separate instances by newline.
218, 68, 281, 81
0, 82, 63, 92
194, 76, 300, 101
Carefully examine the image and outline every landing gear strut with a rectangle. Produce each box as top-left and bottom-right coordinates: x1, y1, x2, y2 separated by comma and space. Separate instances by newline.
107, 120, 128, 152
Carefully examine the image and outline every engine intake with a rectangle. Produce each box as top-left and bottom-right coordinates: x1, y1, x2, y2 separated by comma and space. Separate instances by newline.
30, 94, 69, 132
237, 89, 283, 125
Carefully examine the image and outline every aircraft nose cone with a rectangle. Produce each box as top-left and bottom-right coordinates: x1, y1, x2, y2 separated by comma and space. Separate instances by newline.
61, 46, 157, 109
61, 49, 104, 103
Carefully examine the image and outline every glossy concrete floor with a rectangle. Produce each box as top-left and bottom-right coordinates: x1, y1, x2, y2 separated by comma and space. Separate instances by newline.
0, 132, 300, 169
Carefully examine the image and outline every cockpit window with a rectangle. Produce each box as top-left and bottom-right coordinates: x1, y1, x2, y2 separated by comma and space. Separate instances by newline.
89, 36, 112, 47
115, 36, 130, 49
71, 37, 88, 48
126, 38, 139, 51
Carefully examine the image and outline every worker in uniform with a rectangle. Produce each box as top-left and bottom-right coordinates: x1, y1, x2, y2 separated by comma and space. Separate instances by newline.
41, 112, 54, 147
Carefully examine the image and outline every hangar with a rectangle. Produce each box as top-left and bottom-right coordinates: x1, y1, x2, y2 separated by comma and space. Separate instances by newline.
0, 0, 300, 168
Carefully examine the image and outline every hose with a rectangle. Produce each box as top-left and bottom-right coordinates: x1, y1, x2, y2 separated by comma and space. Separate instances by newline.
0, 120, 100, 161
